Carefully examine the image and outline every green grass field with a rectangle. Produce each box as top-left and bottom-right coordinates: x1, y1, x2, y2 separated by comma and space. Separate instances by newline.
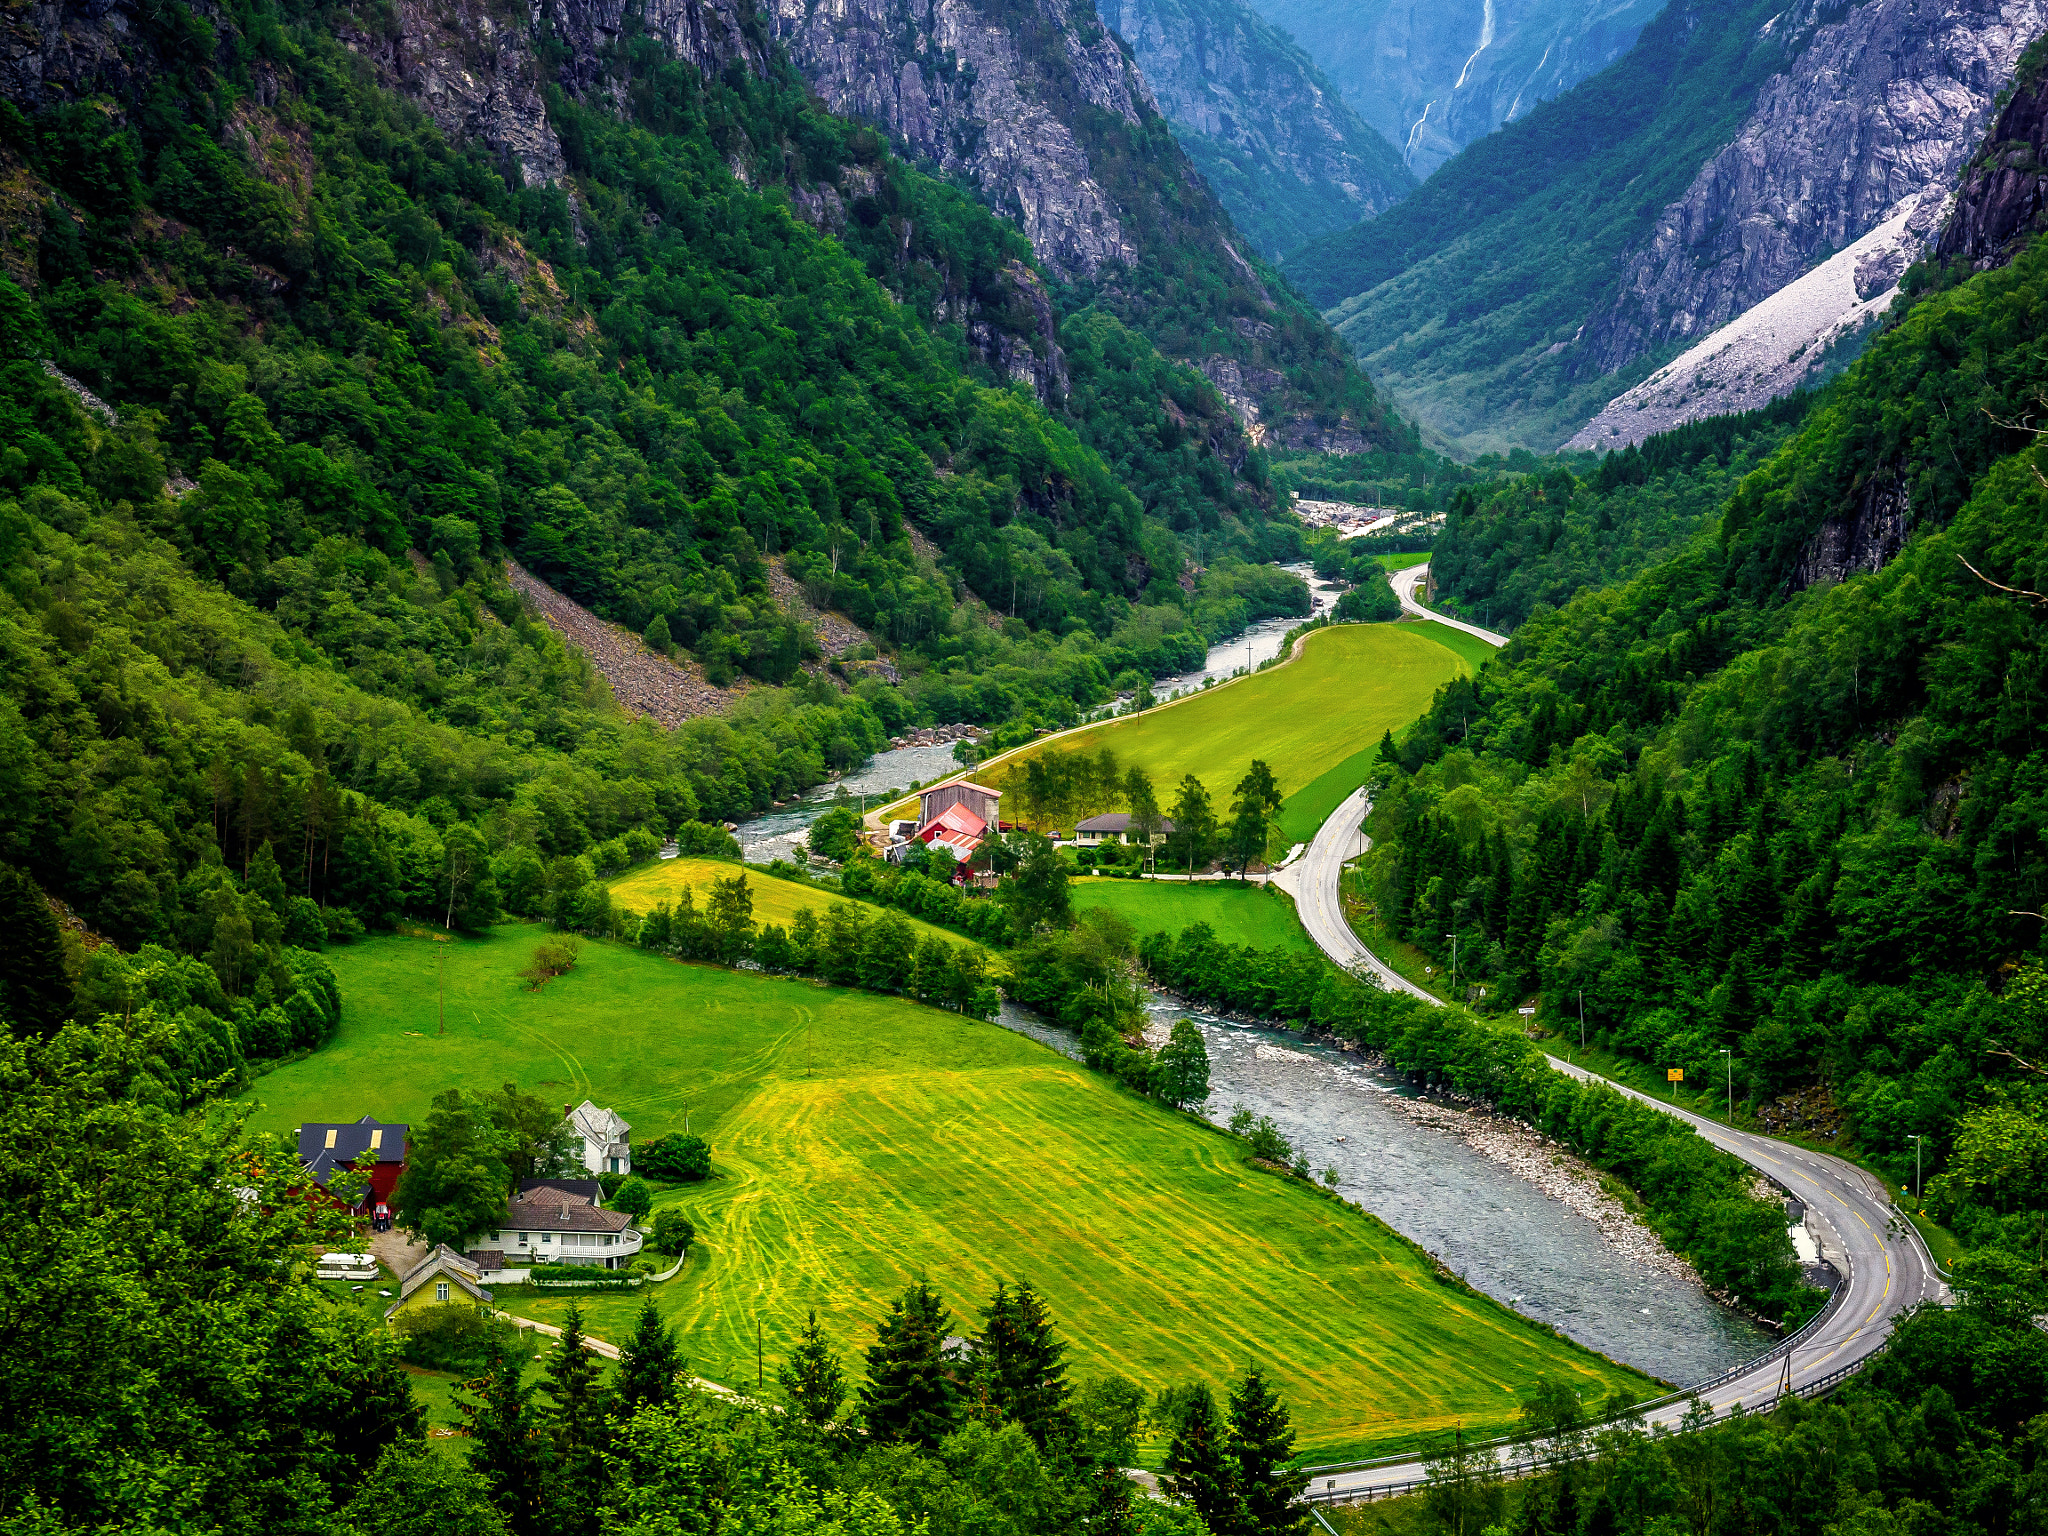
1410, 620, 1500, 675
1375, 553, 1431, 573
608, 858, 959, 946
978, 624, 1471, 825
1074, 880, 1315, 952
248, 931, 1652, 1458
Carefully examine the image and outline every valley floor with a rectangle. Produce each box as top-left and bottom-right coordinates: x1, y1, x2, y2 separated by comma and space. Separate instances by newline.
244, 928, 1656, 1461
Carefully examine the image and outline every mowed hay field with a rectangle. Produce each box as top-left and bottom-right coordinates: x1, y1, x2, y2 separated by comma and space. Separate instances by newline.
909, 624, 1473, 842
607, 858, 959, 945
245, 930, 1653, 1459
1074, 879, 1317, 952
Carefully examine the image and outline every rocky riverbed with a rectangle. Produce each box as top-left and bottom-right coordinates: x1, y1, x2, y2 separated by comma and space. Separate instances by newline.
1382, 1091, 1700, 1286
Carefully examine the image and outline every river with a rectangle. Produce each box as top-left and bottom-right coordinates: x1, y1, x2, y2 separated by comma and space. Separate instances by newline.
737, 563, 1771, 1388
996, 999, 1771, 1388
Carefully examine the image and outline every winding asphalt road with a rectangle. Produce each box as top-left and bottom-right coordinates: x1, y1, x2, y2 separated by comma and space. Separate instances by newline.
1391, 562, 1511, 647
1278, 579, 1946, 1500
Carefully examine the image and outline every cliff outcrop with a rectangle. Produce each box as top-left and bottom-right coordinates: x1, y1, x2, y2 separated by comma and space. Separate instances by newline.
770, 0, 1152, 283
1098, 0, 1413, 256
1937, 39, 2048, 268
1577, 0, 2046, 377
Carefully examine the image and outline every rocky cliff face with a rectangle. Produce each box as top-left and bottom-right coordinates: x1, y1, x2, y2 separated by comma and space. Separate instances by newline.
1242, 0, 1662, 179
1938, 40, 2048, 268
1096, 0, 1412, 255
769, 0, 1156, 282
1577, 0, 2046, 377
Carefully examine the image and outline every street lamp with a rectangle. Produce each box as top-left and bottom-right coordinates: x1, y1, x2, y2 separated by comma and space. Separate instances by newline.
1908, 1134, 1924, 1205
1446, 933, 1459, 998
1577, 990, 1586, 1053
1719, 1048, 1732, 1124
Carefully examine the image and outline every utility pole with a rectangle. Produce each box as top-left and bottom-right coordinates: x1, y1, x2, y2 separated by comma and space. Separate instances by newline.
1908, 1134, 1924, 1205
757, 1319, 763, 1390
435, 937, 447, 1037
1720, 1048, 1732, 1123
1446, 933, 1458, 998
1577, 990, 1586, 1054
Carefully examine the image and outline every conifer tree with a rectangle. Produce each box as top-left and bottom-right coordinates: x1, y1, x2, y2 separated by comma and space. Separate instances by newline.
779, 1308, 849, 1429
540, 1305, 612, 1536
614, 1300, 683, 1417
1228, 1367, 1307, 1536
1163, 1383, 1241, 1536
463, 1333, 546, 1536
976, 1280, 1075, 1448
860, 1279, 960, 1449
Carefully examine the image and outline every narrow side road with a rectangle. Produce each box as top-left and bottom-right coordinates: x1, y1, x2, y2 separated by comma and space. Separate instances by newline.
1392, 562, 1512, 647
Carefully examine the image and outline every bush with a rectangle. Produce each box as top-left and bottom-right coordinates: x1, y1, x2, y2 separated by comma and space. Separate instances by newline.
598, 1171, 627, 1199
392, 1305, 521, 1374
323, 907, 366, 942
519, 937, 581, 989
612, 1175, 653, 1220
652, 1208, 696, 1256
639, 1133, 712, 1181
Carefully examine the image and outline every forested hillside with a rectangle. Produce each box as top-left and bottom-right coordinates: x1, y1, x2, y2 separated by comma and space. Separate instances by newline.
1425, 396, 1813, 632
1364, 233, 2048, 1208
0, 0, 1357, 991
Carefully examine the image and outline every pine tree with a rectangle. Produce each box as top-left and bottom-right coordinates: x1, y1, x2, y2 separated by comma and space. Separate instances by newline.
1163, 1383, 1241, 1536
0, 864, 71, 1042
977, 1280, 1074, 1448
540, 1305, 613, 1536
1228, 1367, 1307, 1536
463, 1334, 546, 1536
779, 1308, 848, 1429
859, 1278, 960, 1449
614, 1300, 683, 1417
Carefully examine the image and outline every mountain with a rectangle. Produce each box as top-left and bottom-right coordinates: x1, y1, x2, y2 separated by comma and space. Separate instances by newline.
1937, 34, 2048, 268
1288, 0, 2044, 455
1095, 0, 1415, 257
768, 0, 1414, 457
1242, 0, 1662, 179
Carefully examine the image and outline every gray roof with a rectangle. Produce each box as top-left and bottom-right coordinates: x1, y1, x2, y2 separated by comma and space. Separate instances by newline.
1075, 813, 1173, 833
297, 1116, 408, 1185
520, 1177, 604, 1205
504, 1187, 635, 1235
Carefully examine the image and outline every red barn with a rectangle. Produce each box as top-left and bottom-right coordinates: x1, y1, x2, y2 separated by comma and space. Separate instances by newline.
297, 1115, 409, 1210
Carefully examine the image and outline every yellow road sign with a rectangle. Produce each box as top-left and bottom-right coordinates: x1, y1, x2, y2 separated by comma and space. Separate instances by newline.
1667, 1068, 1684, 1082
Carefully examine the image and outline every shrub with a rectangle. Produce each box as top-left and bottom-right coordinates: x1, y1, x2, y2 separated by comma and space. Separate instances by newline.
392, 1305, 521, 1374
519, 937, 581, 989
598, 1171, 627, 1199
652, 1209, 696, 1256
612, 1175, 653, 1220
323, 907, 366, 943
639, 1133, 712, 1181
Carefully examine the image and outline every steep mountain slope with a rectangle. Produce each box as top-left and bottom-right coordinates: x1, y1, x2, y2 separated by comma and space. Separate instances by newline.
1370, 179, 2048, 1189
1290, 0, 2043, 454
1096, 0, 1414, 257
1243, 0, 1661, 179
769, 0, 1413, 456
1938, 34, 2048, 268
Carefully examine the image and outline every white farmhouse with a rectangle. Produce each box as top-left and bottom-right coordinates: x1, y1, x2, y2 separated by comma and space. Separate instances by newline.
570, 1099, 632, 1175
468, 1178, 644, 1278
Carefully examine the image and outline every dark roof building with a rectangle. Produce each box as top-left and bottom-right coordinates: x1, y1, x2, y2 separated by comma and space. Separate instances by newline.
518, 1177, 605, 1205
296, 1115, 409, 1202
1075, 813, 1174, 841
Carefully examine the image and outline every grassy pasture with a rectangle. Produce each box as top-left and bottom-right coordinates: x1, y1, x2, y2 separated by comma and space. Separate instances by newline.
1074, 880, 1316, 952
973, 624, 1470, 823
247, 931, 1652, 1460
607, 857, 959, 946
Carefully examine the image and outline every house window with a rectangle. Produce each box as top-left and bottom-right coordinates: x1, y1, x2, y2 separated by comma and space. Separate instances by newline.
542, 1233, 552, 1244
435, 1282, 450, 1302
519, 1233, 529, 1246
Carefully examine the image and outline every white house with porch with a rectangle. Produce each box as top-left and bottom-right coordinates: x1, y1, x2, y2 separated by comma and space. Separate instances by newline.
569, 1100, 632, 1175
467, 1178, 643, 1281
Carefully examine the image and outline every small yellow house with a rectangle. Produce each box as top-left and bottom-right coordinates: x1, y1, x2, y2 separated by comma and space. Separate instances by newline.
383, 1244, 493, 1321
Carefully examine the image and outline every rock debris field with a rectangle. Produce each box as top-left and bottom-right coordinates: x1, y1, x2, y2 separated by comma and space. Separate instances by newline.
504, 561, 742, 727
